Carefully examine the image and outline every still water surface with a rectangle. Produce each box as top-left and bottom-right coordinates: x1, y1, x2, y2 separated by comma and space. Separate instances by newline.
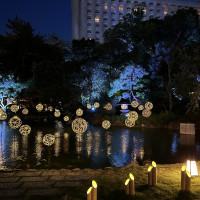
0, 121, 200, 169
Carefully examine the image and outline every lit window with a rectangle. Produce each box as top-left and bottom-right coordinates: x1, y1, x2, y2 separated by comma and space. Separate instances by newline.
104, 4, 108, 9
119, 5, 123, 12
143, 8, 146, 13
88, 37, 92, 40
95, 16, 100, 22
163, 4, 168, 8
111, 5, 115, 10
164, 10, 167, 15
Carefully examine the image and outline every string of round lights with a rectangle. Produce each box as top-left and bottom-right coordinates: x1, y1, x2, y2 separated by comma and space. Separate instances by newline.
72, 118, 87, 134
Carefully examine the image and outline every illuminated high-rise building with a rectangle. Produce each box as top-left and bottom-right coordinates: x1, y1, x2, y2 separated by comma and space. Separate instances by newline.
71, 0, 200, 42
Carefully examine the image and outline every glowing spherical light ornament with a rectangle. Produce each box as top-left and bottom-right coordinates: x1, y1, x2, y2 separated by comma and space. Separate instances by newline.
43, 134, 55, 146
19, 125, 31, 135
64, 116, 69, 122
76, 108, 83, 116
142, 109, 152, 118
145, 102, 153, 110
87, 104, 92, 109
11, 105, 19, 113
131, 101, 139, 108
125, 118, 135, 127
104, 103, 112, 111
48, 106, 53, 112
102, 120, 111, 129
22, 108, 29, 115
0, 112, 7, 120
127, 111, 138, 121
121, 104, 128, 110
9, 116, 22, 129
36, 103, 43, 112
54, 110, 61, 117
94, 102, 100, 108
0, 108, 4, 113
72, 118, 87, 134
138, 105, 144, 110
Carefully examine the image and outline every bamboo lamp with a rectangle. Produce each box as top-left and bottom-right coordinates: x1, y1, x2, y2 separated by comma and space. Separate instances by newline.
129, 173, 135, 196
181, 165, 186, 191
148, 166, 153, 186
92, 180, 97, 200
185, 171, 191, 192
87, 187, 92, 200
152, 161, 157, 186
125, 178, 130, 195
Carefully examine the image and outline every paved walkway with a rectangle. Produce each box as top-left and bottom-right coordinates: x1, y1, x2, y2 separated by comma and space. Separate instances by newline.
0, 169, 92, 200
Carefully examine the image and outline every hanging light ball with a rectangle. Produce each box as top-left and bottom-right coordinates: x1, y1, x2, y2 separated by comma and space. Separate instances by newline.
8, 116, 22, 129
125, 118, 135, 127
121, 104, 128, 110
54, 110, 61, 117
72, 118, 87, 134
76, 108, 83, 116
11, 105, 19, 113
43, 134, 55, 146
131, 101, 139, 108
0, 108, 4, 113
48, 106, 53, 112
138, 105, 144, 110
19, 125, 31, 136
22, 108, 29, 115
94, 102, 100, 108
145, 102, 153, 110
0, 112, 7, 120
87, 104, 92, 109
142, 109, 152, 118
127, 111, 138, 121
64, 116, 69, 122
36, 103, 43, 112
102, 120, 111, 129
104, 103, 112, 111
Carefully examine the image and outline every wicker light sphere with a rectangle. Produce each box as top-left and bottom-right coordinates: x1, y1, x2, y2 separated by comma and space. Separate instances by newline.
19, 125, 31, 135
54, 110, 61, 117
102, 120, 111, 129
142, 109, 152, 118
64, 116, 69, 122
145, 102, 153, 110
127, 111, 138, 121
94, 102, 100, 108
72, 118, 87, 134
22, 108, 29, 115
43, 134, 55, 146
121, 104, 128, 110
125, 118, 135, 127
9, 116, 22, 129
87, 104, 92, 109
0, 112, 7, 120
138, 105, 144, 110
48, 106, 53, 112
76, 108, 83, 116
131, 101, 139, 108
11, 105, 19, 113
36, 103, 43, 111
105, 103, 112, 111
0, 108, 4, 113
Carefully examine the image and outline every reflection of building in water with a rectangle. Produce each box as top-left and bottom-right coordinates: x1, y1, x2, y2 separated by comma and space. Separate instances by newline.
22, 135, 28, 157
10, 136, 19, 161
180, 135, 195, 146
94, 131, 101, 155
106, 133, 112, 156
54, 132, 61, 157
76, 133, 83, 155
86, 131, 92, 156
63, 133, 69, 153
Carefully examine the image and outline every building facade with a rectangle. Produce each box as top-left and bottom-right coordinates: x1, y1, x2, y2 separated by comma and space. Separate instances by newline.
71, 0, 200, 42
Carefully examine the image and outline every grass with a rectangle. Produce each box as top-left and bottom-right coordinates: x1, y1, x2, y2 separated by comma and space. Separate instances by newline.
29, 162, 200, 200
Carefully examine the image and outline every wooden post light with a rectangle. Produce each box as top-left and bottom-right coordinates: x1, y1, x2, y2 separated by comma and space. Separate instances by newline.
125, 178, 130, 195
129, 173, 135, 196
181, 165, 186, 191
185, 171, 191, 192
92, 180, 97, 200
148, 166, 153, 186
152, 161, 157, 186
87, 187, 92, 200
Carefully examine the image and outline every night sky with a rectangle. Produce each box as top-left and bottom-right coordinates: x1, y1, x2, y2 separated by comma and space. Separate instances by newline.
0, 0, 72, 41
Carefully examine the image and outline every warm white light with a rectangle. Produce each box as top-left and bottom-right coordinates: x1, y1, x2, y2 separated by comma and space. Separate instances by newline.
121, 104, 128, 110
95, 16, 100, 22
186, 160, 198, 176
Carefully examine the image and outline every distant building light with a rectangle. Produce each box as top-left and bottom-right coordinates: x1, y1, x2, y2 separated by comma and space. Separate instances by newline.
119, 5, 123, 12
164, 10, 168, 15
95, 16, 100, 22
104, 4, 108, 9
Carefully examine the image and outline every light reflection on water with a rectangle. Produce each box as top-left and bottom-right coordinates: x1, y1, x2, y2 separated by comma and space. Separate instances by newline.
0, 121, 200, 169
